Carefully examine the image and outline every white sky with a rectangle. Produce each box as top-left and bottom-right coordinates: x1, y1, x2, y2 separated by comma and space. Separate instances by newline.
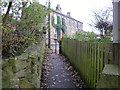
39, 0, 112, 34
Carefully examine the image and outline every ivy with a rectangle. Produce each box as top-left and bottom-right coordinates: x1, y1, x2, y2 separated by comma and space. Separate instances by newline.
52, 16, 67, 41
52, 16, 55, 27
62, 18, 67, 34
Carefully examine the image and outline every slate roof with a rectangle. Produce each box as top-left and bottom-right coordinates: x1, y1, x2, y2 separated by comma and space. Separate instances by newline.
55, 11, 83, 24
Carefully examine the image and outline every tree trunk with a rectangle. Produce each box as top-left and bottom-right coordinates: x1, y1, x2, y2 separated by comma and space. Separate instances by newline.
104, 29, 107, 36
2, 2, 12, 25
100, 29, 104, 38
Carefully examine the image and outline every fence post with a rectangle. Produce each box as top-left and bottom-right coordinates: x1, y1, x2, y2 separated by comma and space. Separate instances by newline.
59, 40, 61, 54
113, 43, 120, 65
96, 43, 120, 88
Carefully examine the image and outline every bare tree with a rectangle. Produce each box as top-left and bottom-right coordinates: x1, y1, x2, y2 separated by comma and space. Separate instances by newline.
89, 8, 113, 38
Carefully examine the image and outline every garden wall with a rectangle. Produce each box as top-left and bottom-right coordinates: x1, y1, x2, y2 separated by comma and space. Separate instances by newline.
2, 40, 45, 88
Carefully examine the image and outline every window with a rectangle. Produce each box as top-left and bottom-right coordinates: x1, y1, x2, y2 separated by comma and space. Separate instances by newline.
54, 14, 57, 24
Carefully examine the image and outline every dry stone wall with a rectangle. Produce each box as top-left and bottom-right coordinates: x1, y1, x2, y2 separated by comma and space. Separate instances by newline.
2, 41, 45, 88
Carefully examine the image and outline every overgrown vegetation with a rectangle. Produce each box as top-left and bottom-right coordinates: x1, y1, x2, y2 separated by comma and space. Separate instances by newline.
63, 30, 112, 43
1, 2, 49, 58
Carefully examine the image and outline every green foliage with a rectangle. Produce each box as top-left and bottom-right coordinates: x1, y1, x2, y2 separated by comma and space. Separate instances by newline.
56, 16, 62, 40
57, 16, 61, 24
2, 2, 48, 58
63, 30, 112, 43
100, 36, 112, 43
62, 18, 67, 34
73, 31, 96, 42
51, 16, 62, 40
19, 3, 48, 39
52, 16, 55, 27
56, 16, 62, 30
52, 16, 67, 40
62, 34, 71, 38
63, 30, 96, 42
2, 2, 8, 7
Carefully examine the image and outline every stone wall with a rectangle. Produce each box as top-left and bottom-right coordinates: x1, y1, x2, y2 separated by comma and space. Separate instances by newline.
2, 40, 45, 88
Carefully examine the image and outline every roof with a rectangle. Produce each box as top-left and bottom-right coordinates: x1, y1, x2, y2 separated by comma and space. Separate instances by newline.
41, 4, 83, 24
55, 11, 83, 24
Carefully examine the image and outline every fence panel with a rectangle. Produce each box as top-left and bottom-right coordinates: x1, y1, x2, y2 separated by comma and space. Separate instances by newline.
61, 38, 116, 88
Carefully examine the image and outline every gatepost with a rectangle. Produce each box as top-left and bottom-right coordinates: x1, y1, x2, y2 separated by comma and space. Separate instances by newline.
96, 1, 120, 88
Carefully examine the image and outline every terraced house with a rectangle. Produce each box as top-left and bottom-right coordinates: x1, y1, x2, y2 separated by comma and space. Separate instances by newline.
46, 4, 83, 45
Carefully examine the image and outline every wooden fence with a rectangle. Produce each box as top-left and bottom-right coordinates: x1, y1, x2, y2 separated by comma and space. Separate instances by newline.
60, 38, 119, 88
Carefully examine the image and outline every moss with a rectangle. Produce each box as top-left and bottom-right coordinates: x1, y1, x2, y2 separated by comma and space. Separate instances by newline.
29, 73, 39, 88
9, 77, 19, 88
31, 65, 37, 74
96, 74, 119, 88
26, 57, 32, 63
3, 66, 14, 78
17, 53, 28, 60
2, 66, 15, 88
2, 70, 12, 88
2, 79, 11, 88
2, 43, 45, 88
20, 78, 35, 88
8, 58, 15, 66
28, 51, 39, 65
24, 68, 31, 74
3, 58, 16, 73
0, 61, 2, 67
15, 70, 27, 78
2, 59, 9, 68
15, 59, 27, 72
2, 59, 16, 88
96, 64, 120, 88
102, 64, 120, 75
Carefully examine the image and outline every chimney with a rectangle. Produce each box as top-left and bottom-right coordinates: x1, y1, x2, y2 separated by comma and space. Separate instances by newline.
67, 12, 71, 17
56, 4, 62, 13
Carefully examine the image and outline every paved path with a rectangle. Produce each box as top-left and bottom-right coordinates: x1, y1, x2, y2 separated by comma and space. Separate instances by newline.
41, 52, 86, 88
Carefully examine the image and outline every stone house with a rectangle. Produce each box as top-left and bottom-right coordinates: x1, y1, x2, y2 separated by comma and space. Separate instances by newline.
46, 4, 83, 45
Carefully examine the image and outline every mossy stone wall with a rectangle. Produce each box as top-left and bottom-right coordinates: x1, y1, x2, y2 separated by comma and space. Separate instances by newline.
2, 41, 45, 88
96, 64, 120, 88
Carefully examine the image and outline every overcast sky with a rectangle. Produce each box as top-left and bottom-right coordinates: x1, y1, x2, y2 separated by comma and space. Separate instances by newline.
39, 0, 112, 34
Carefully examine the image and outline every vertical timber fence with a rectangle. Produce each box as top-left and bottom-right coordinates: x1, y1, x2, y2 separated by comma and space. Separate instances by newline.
60, 38, 120, 88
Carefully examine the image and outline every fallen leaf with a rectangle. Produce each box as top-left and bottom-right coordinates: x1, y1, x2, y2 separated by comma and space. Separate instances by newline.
56, 75, 59, 77
52, 78, 56, 81
58, 80, 61, 83
53, 82, 56, 85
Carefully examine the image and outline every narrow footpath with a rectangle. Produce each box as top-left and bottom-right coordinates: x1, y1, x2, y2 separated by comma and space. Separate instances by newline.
41, 49, 86, 88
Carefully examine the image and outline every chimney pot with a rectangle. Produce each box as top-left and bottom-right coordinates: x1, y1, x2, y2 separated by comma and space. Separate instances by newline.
67, 12, 71, 17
